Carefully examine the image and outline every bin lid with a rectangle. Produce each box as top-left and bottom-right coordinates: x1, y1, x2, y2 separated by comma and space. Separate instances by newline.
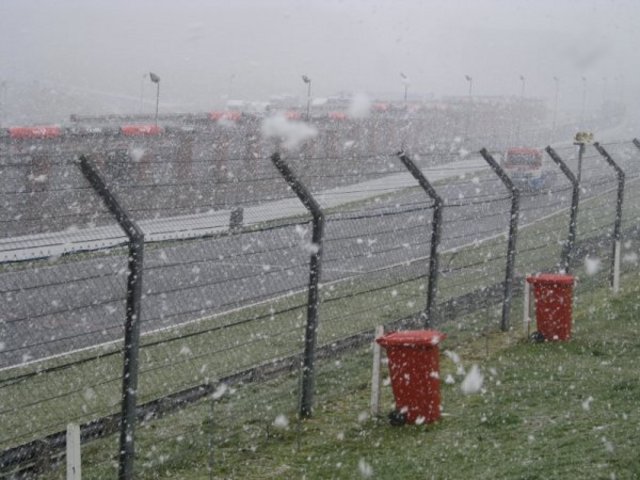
376, 330, 446, 348
526, 273, 574, 286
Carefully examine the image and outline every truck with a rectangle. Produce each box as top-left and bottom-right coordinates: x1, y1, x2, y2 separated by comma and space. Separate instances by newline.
502, 147, 554, 191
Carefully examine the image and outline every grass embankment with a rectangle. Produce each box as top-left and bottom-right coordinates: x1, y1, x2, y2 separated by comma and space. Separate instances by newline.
63, 270, 640, 479
97, 270, 640, 479
254, 279, 640, 480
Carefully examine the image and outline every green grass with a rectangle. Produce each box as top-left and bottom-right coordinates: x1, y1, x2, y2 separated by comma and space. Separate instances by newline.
45, 269, 640, 479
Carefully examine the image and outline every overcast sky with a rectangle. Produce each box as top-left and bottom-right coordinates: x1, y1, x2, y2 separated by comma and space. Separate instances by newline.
0, 0, 638, 120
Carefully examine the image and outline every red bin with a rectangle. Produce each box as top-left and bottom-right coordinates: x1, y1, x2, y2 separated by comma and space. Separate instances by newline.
526, 274, 574, 341
376, 330, 446, 425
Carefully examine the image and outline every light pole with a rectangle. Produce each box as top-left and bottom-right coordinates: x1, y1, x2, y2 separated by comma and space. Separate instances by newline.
552, 76, 559, 132
139, 73, 147, 113
464, 75, 473, 141
302, 75, 311, 120
228, 73, 236, 99
577, 141, 585, 186
516, 75, 525, 143
616, 74, 624, 105
149, 72, 160, 126
580, 76, 587, 127
400, 72, 409, 103
0, 80, 6, 126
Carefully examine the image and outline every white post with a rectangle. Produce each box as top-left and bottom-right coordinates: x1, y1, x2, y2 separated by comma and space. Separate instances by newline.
66, 423, 81, 480
613, 240, 621, 294
523, 279, 531, 337
370, 325, 384, 417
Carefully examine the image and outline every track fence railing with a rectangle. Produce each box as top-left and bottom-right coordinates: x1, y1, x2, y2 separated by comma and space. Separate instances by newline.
269, 152, 325, 419
593, 143, 625, 292
396, 150, 442, 328
479, 148, 520, 331
545, 146, 581, 273
78, 155, 144, 480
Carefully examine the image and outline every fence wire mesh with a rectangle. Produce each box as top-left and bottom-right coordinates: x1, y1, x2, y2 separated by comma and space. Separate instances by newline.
0, 151, 129, 478
0, 118, 639, 478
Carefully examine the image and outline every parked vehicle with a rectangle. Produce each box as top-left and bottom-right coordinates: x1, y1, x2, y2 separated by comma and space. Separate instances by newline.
502, 147, 553, 191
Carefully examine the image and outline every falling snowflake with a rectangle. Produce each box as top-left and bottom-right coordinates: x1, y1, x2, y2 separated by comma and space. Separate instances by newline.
601, 436, 614, 453
348, 93, 372, 119
358, 458, 373, 478
130, 148, 146, 162
461, 365, 483, 394
584, 257, 601, 276
444, 350, 461, 364
272, 414, 289, 429
302, 242, 320, 254
212, 384, 228, 400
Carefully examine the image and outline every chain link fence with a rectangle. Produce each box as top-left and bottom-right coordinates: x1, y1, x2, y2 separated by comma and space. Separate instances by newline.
0, 109, 638, 478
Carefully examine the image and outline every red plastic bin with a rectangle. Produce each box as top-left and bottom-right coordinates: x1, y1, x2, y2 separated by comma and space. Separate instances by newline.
526, 274, 574, 341
376, 330, 446, 425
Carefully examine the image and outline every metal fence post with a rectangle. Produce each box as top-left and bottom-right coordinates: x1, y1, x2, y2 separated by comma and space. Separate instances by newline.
396, 150, 443, 328
270, 152, 325, 419
479, 148, 520, 332
229, 207, 244, 232
593, 142, 625, 292
576, 142, 586, 186
78, 155, 144, 480
545, 146, 580, 273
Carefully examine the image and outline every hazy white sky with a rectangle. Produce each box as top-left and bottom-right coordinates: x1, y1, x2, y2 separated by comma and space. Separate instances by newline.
0, 0, 638, 116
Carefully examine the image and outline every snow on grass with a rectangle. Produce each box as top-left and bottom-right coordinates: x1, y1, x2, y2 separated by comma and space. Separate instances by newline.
581, 396, 594, 411
601, 436, 614, 453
